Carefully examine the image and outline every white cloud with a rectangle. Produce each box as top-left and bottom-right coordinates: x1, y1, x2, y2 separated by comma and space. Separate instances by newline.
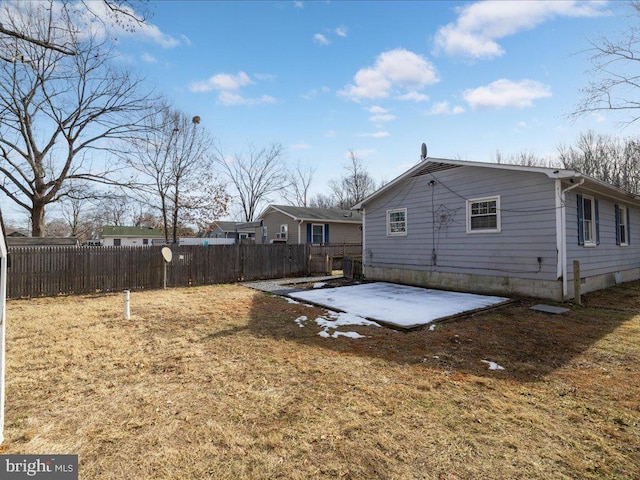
348, 149, 376, 158
190, 71, 253, 93
427, 101, 465, 115
291, 142, 312, 150
369, 114, 396, 123
368, 105, 387, 114
335, 26, 348, 37
294, 1, 304, 8
398, 91, 429, 102
324, 130, 337, 138
434, 0, 608, 60
141, 52, 157, 64
340, 49, 438, 101
218, 92, 276, 106
254, 73, 277, 81
314, 33, 331, 45
358, 131, 390, 138
463, 79, 552, 109
190, 71, 275, 106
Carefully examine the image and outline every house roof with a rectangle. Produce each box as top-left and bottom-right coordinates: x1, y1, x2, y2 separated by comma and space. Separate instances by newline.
259, 205, 363, 223
212, 221, 239, 232
353, 157, 640, 209
7, 237, 79, 247
101, 226, 164, 238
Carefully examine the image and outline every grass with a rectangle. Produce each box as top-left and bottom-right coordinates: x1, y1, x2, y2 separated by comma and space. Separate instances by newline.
1, 280, 639, 479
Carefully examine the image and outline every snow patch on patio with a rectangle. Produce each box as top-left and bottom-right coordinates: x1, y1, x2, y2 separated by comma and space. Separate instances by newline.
290, 282, 509, 329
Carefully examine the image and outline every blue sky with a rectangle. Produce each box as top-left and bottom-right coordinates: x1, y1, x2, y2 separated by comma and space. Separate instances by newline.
2, 1, 636, 225
115, 0, 628, 193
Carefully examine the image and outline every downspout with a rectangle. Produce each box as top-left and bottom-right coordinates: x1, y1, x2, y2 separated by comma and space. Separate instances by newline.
297, 219, 303, 244
559, 178, 585, 299
361, 208, 366, 277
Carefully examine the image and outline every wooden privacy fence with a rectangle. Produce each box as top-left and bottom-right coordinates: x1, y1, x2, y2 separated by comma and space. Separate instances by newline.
6, 244, 311, 298
343, 256, 363, 280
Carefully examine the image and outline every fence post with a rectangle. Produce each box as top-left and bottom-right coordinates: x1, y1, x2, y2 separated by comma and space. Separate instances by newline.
573, 260, 581, 305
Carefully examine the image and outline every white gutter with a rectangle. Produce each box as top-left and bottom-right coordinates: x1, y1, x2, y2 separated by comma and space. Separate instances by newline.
559, 178, 585, 299
361, 208, 366, 276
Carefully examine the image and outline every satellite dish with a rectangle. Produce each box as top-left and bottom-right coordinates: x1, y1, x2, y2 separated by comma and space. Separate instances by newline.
421, 143, 428, 160
161, 247, 173, 263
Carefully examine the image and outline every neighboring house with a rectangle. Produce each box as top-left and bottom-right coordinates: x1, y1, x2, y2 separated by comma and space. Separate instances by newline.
234, 221, 262, 243
206, 221, 256, 242
101, 226, 164, 247
6, 237, 79, 247
353, 157, 640, 301
258, 205, 363, 245
208, 221, 239, 239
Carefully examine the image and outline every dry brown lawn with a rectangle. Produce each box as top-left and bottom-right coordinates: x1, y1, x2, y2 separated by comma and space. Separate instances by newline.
1, 280, 639, 479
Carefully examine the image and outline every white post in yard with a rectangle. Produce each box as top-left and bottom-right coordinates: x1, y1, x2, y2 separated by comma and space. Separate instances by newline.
0, 213, 7, 444
123, 290, 131, 320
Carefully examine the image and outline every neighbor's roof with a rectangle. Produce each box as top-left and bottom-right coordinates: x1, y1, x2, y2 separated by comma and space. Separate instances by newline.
352, 157, 640, 209
259, 205, 363, 223
101, 226, 164, 237
7, 237, 79, 247
212, 221, 239, 232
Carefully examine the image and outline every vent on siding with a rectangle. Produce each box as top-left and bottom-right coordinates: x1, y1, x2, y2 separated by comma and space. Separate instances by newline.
411, 162, 461, 177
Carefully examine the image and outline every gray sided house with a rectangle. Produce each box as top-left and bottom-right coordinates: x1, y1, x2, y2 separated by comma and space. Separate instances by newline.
208, 221, 239, 239
353, 158, 640, 301
258, 205, 363, 245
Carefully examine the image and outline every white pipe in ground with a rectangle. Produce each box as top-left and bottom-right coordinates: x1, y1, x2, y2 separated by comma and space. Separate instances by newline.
123, 290, 131, 320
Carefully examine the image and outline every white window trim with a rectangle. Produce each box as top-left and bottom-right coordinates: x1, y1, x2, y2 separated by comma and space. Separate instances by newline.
386, 208, 407, 237
582, 195, 597, 247
619, 205, 629, 247
466, 196, 501, 234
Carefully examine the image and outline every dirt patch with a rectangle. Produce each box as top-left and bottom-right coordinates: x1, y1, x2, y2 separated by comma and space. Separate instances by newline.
1, 281, 639, 479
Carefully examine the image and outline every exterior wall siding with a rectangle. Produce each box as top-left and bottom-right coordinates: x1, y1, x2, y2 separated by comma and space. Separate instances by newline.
564, 189, 640, 297
102, 237, 157, 247
262, 211, 300, 244
364, 166, 560, 292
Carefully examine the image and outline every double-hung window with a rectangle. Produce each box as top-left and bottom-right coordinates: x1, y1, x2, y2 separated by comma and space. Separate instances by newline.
577, 194, 599, 246
387, 208, 407, 236
615, 204, 630, 246
311, 224, 324, 244
467, 196, 500, 233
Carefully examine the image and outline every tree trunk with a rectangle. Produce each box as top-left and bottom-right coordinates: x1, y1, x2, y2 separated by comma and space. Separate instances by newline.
31, 201, 46, 237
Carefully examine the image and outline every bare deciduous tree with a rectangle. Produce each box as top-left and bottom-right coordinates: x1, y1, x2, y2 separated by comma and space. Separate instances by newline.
128, 105, 229, 242
0, 0, 150, 60
309, 192, 337, 209
213, 143, 288, 222
572, 2, 640, 125
558, 131, 640, 193
286, 161, 315, 207
0, 2, 153, 236
328, 150, 377, 209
